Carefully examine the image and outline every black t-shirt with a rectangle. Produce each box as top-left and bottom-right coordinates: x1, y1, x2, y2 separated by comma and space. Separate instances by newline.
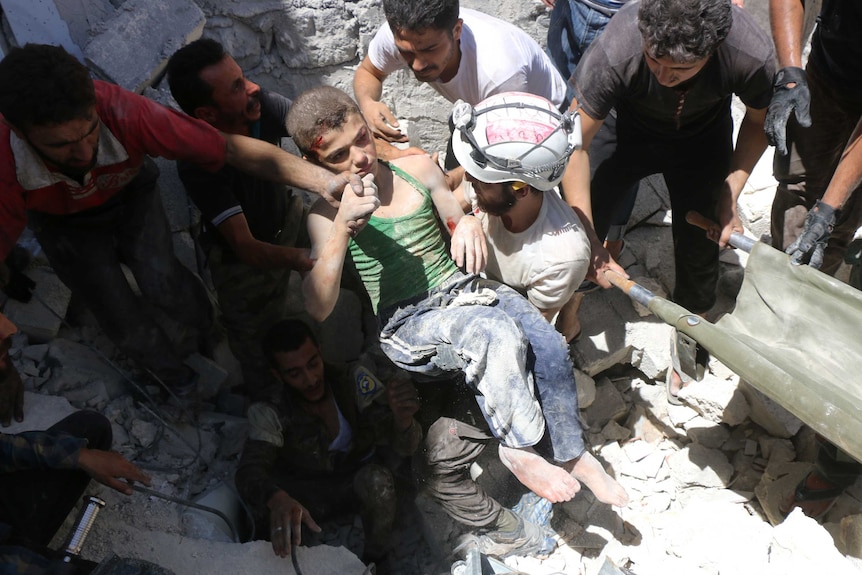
178, 89, 293, 251
809, 0, 862, 100
571, 2, 774, 139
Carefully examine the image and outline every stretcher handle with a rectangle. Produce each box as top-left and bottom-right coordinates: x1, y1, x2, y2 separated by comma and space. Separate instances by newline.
604, 269, 655, 308
685, 211, 755, 253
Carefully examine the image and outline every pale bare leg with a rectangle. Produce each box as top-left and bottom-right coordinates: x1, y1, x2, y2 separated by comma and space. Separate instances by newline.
563, 450, 629, 507
555, 292, 584, 343
498, 445, 581, 503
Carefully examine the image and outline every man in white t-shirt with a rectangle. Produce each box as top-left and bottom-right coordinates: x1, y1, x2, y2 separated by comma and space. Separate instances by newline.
451, 92, 590, 342
354, 0, 566, 170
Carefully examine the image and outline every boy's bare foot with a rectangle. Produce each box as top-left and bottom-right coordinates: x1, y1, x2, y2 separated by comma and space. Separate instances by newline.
564, 451, 629, 507
498, 445, 580, 503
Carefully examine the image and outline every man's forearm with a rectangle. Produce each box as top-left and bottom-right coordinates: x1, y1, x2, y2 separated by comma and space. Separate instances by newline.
354, 61, 385, 107
561, 149, 601, 244
822, 120, 862, 210
769, 0, 805, 68
726, 108, 769, 203
223, 134, 334, 197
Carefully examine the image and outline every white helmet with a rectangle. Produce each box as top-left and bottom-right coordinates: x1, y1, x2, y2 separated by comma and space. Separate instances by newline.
451, 92, 582, 192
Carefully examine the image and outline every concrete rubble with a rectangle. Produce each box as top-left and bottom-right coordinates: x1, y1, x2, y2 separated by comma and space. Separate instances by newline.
2, 0, 862, 573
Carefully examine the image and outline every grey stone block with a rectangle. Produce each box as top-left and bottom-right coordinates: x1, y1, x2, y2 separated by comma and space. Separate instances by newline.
84, 0, 205, 92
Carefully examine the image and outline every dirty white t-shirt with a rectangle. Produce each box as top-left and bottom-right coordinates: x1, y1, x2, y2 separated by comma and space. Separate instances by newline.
367, 8, 566, 108
463, 183, 590, 312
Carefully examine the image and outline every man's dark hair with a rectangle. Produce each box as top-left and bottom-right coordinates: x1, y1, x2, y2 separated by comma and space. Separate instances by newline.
262, 319, 319, 366
166, 38, 227, 116
287, 86, 362, 158
0, 44, 95, 131
638, 0, 733, 63
382, 0, 460, 36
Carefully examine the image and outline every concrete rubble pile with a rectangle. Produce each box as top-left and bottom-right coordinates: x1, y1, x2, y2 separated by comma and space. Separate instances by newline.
3, 0, 862, 574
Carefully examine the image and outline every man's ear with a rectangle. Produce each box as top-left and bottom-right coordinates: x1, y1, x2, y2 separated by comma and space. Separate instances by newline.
452, 19, 463, 43
194, 105, 218, 124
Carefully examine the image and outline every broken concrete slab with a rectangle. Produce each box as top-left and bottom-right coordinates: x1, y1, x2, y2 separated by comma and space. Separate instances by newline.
3, 266, 72, 343
667, 444, 733, 488
575, 368, 597, 409
740, 381, 804, 439
678, 373, 750, 426
583, 378, 629, 429
683, 415, 730, 449
43, 338, 129, 399
84, 0, 205, 92
769, 508, 861, 574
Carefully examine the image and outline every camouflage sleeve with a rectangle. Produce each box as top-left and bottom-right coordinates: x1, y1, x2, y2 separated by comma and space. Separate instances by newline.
0, 430, 87, 473
235, 403, 284, 515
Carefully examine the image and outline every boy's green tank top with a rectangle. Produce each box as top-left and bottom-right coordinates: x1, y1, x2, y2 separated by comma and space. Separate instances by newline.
348, 161, 458, 314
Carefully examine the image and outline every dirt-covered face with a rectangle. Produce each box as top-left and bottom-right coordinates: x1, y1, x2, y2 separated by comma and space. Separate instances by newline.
270, 337, 327, 403
308, 113, 378, 178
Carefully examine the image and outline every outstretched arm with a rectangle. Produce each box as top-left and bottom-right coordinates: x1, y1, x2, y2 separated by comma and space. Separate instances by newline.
77, 448, 151, 495
354, 56, 407, 143
417, 158, 487, 273
222, 133, 362, 207
216, 214, 313, 272
716, 106, 769, 247
302, 176, 380, 321
765, 0, 811, 155
559, 106, 626, 288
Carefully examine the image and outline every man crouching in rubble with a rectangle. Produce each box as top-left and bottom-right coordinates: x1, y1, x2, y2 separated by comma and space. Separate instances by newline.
235, 319, 422, 571
286, 85, 628, 557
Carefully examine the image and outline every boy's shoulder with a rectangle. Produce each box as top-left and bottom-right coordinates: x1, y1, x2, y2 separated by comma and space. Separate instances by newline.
388, 154, 445, 190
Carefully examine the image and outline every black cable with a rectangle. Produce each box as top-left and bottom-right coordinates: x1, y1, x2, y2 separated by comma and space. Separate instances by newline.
132, 485, 240, 543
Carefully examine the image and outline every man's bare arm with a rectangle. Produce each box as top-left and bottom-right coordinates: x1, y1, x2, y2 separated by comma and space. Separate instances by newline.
716, 107, 769, 247
217, 214, 313, 271
354, 56, 407, 143
559, 106, 626, 287
222, 133, 358, 206
302, 177, 379, 321
769, 0, 805, 68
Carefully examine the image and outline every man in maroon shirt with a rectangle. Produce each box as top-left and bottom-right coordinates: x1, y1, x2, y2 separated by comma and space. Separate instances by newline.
0, 44, 358, 397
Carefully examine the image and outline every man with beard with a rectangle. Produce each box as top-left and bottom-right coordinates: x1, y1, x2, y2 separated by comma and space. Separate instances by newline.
168, 39, 337, 403
235, 319, 421, 572
0, 44, 359, 398
353, 0, 565, 175
451, 92, 591, 342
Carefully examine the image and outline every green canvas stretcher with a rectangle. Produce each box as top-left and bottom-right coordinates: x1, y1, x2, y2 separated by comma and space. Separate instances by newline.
609, 238, 862, 463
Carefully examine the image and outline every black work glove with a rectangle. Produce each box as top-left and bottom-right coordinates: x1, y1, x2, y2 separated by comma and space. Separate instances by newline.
786, 200, 837, 268
765, 67, 812, 156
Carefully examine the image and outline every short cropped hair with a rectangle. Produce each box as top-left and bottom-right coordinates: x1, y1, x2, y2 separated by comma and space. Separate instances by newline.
638, 0, 732, 63
0, 44, 95, 131
262, 319, 319, 366
286, 86, 362, 157
382, 0, 460, 36
166, 38, 227, 115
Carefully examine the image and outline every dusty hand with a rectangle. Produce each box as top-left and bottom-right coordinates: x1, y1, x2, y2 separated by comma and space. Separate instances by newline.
450, 215, 487, 274
322, 172, 365, 208
336, 174, 380, 237
361, 101, 408, 143
77, 448, 151, 495
386, 375, 419, 431
0, 356, 24, 427
268, 491, 321, 559
765, 67, 811, 156
787, 200, 836, 268
587, 243, 627, 289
